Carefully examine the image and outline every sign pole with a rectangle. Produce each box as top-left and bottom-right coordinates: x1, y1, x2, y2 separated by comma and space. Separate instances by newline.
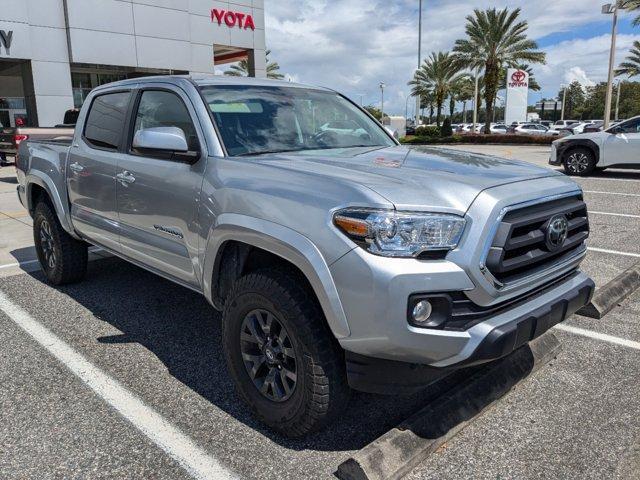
415, 0, 422, 127
603, 3, 618, 129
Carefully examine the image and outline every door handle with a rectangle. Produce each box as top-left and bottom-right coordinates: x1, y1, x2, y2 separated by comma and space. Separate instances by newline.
116, 171, 136, 186
69, 162, 84, 173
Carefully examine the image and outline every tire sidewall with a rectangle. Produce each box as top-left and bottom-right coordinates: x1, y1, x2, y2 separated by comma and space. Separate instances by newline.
223, 289, 311, 429
33, 203, 64, 284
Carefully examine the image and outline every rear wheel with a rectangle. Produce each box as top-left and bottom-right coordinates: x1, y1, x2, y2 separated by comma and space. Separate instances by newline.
222, 270, 350, 437
33, 200, 88, 285
563, 147, 596, 176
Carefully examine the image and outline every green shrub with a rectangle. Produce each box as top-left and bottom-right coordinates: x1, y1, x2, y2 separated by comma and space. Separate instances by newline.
415, 125, 440, 138
440, 118, 453, 137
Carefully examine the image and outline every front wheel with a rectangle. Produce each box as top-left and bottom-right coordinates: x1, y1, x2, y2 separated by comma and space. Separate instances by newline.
563, 147, 596, 176
33, 201, 88, 285
222, 270, 350, 437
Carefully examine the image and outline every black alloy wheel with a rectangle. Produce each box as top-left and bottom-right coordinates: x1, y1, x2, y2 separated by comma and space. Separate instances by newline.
240, 308, 297, 402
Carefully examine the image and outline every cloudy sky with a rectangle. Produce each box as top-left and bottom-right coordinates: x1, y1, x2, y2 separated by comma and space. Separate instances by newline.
263, 0, 640, 116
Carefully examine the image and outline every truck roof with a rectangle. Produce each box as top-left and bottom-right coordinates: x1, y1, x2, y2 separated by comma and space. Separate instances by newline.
94, 75, 331, 93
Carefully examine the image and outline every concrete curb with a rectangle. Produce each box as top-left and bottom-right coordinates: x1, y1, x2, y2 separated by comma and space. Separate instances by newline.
336, 333, 562, 480
577, 262, 640, 319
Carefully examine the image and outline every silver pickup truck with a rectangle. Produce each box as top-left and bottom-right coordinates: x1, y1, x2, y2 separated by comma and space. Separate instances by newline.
16, 76, 594, 437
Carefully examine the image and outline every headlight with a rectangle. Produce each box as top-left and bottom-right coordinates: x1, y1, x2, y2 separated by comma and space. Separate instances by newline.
333, 208, 466, 257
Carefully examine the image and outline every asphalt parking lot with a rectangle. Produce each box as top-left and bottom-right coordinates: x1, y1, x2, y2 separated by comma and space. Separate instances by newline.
1, 146, 639, 479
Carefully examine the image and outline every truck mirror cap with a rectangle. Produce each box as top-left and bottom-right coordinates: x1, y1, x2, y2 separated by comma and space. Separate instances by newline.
133, 127, 188, 153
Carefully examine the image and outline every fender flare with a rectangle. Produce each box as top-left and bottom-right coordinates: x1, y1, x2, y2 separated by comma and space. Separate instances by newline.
202, 213, 351, 339
557, 139, 601, 165
26, 172, 77, 237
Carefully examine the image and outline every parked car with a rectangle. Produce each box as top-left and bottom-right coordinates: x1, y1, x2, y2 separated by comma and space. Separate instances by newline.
0, 125, 74, 165
514, 123, 558, 136
553, 120, 579, 129
550, 115, 640, 175
17, 76, 595, 436
0, 107, 78, 165
479, 123, 508, 134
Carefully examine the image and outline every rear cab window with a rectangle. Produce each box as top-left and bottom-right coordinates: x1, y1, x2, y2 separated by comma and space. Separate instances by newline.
83, 91, 131, 150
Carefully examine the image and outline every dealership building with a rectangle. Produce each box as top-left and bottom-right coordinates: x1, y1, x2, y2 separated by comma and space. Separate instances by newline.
0, 0, 266, 127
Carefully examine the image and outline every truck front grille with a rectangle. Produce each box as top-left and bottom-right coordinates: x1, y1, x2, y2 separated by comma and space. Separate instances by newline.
485, 195, 589, 283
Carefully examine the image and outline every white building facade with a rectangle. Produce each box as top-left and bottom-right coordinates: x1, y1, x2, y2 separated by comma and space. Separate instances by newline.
0, 0, 266, 127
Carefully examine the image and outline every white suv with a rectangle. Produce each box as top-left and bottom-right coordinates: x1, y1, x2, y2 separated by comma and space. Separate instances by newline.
550, 116, 640, 175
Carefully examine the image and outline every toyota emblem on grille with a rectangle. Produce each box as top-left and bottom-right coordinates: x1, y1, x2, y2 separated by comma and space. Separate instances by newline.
546, 214, 569, 251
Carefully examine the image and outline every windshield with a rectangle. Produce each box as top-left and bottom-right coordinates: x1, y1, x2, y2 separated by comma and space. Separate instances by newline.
200, 85, 395, 156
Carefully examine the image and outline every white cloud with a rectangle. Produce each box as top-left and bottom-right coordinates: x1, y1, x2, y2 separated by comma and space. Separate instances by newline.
264, 0, 640, 115
564, 67, 595, 87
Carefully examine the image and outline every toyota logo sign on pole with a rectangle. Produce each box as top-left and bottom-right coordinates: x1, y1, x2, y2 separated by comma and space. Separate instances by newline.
505, 68, 529, 125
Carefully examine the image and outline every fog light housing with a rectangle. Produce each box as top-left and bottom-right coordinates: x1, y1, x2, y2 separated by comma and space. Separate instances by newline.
407, 294, 452, 329
412, 300, 433, 323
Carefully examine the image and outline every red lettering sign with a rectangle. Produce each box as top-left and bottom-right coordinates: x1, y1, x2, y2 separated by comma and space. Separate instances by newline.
211, 9, 255, 30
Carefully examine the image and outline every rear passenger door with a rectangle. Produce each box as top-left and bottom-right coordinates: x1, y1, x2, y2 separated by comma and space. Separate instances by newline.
67, 90, 133, 252
116, 85, 207, 288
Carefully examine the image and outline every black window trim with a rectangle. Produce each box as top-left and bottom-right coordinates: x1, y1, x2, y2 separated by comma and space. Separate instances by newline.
82, 89, 134, 153
125, 86, 202, 163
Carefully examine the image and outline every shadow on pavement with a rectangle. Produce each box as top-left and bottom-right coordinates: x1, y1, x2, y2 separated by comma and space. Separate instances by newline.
23, 257, 487, 453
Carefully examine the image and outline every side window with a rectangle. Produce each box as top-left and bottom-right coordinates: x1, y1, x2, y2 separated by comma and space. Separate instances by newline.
133, 90, 199, 151
619, 118, 640, 134
84, 92, 130, 150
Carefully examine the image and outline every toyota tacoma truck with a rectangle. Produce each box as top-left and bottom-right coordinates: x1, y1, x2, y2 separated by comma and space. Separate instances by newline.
16, 76, 594, 437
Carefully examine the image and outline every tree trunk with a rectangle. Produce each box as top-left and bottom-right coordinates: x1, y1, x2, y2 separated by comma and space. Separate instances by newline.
462, 101, 467, 124
429, 105, 434, 124
449, 95, 455, 118
436, 102, 442, 127
483, 63, 499, 135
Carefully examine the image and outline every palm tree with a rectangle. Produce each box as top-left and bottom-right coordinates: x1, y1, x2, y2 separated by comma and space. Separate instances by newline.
224, 50, 285, 79
624, 0, 640, 25
455, 77, 475, 123
616, 40, 640, 77
453, 8, 545, 133
408, 51, 466, 127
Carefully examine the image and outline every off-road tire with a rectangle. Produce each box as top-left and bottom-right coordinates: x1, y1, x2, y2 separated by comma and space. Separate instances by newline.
563, 147, 596, 176
33, 200, 88, 285
222, 269, 350, 437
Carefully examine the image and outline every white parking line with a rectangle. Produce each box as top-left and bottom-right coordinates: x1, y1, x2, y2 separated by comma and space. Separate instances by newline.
584, 190, 640, 198
577, 176, 640, 183
555, 324, 640, 351
0, 259, 40, 270
588, 247, 640, 258
0, 290, 235, 480
589, 211, 640, 219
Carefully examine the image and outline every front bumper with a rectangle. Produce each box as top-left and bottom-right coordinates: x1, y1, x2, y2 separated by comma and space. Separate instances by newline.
549, 143, 561, 165
345, 272, 594, 394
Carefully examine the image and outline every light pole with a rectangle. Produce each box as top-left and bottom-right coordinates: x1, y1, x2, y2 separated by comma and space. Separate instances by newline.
560, 84, 567, 120
405, 94, 411, 123
415, 0, 422, 127
615, 80, 621, 121
379, 82, 385, 124
602, 2, 620, 129
472, 68, 479, 132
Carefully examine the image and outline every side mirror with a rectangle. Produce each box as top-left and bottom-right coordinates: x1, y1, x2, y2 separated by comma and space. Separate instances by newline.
133, 127, 188, 152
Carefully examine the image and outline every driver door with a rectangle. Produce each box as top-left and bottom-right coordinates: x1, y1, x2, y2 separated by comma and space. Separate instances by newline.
603, 118, 640, 167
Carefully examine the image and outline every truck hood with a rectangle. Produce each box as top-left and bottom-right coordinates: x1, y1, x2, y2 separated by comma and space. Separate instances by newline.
246, 145, 563, 214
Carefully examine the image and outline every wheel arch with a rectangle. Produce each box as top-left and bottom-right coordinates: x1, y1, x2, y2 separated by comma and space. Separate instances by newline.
202, 214, 351, 339
26, 174, 77, 237
559, 139, 600, 165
